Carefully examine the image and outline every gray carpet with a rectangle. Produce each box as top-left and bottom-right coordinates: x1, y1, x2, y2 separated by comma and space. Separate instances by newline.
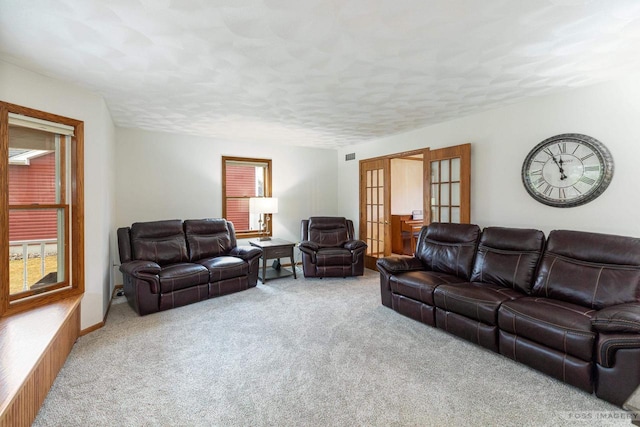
34, 270, 629, 426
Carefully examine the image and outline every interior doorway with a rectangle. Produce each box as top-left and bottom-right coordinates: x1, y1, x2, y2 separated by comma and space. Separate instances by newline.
359, 143, 471, 269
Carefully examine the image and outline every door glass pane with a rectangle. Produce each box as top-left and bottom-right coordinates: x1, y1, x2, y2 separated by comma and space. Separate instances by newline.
378, 187, 384, 206
441, 160, 450, 182
378, 169, 384, 186
440, 207, 450, 222
451, 158, 461, 181
431, 184, 439, 206
431, 207, 438, 222
367, 170, 372, 187
451, 207, 461, 223
441, 183, 450, 205
451, 183, 461, 205
431, 161, 439, 183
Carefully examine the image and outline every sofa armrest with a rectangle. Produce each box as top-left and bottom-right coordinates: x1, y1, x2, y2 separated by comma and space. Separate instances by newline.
298, 241, 319, 253
592, 303, 640, 333
120, 260, 161, 294
120, 260, 161, 276
376, 255, 424, 274
230, 245, 262, 262
596, 332, 640, 368
344, 240, 367, 251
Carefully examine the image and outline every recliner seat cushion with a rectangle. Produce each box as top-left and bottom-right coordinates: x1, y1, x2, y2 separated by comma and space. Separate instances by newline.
498, 297, 596, 361
390, 270, 467, 305
158, 263, 209, 293
199, 256, 249, 281
434, 282, 524, 325
316, 248, 352, 266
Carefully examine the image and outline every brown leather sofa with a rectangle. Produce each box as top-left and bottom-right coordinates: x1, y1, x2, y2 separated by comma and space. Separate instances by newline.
299, 216, 367, 278
117, 218, 262, 315
377, 222, 640, 407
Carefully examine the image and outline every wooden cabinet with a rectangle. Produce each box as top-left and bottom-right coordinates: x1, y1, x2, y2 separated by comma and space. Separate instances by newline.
391, 215, 423, 255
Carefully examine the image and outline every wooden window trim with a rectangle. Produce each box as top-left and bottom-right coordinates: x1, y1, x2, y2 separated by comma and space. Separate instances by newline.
222, 156, 272, 239
0, 101, 84, 317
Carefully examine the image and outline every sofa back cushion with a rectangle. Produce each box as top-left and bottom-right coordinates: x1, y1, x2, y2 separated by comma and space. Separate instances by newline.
305, 217, 352, 248
415, 222, 480, 280
470, 227, 545, 294
532, 230, 640, 309
184, 218, 235, 261
130, 219, 188, 266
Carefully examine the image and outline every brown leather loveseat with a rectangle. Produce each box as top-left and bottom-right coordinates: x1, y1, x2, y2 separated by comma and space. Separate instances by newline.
377, 222, 640, 407
117, 218, 262, 315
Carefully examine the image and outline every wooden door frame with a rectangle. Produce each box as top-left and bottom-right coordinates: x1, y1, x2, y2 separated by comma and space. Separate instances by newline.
359, 148, 428, 269
359, 143, 471, 270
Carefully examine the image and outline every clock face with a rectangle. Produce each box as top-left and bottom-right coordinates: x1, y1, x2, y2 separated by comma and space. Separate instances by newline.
522, 134, 614, 207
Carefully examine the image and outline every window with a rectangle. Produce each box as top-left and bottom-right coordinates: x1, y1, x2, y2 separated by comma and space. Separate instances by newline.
1, 102, 84, 316
222, 156, 272, 239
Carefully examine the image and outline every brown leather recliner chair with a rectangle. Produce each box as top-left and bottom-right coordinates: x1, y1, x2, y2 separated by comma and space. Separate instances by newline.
299, 217, 367, 278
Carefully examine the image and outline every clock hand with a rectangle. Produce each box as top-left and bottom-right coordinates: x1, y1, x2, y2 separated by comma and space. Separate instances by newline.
558, 156, 567, 180
549, 153, 567, 179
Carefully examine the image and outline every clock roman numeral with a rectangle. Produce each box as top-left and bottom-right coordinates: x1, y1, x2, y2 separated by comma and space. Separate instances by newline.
579, 176, 596, 186
580, 153, 595, 161
558, 187, 566, 199
584, 165, 600, 172
543, 184, 553, 196
543, 148, 554, 158
530, 169, 543, 176
557, 142, 567, 154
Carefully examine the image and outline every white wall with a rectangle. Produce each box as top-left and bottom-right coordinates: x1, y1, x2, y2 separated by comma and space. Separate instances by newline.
338, 76, 640, 238
0, 60, 117, 330
115, 128, 339, 269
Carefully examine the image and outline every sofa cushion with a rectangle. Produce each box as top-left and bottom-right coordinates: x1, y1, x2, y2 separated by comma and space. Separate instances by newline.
158, 263, 209, 293
414, 223, 480, 280
307, 217, 350, 248
470, 227, 545, 294
184, 219, 233, 261
498, 297, 596, 361
390, 270, 467, 305
434, 282, 524, 325
316, 248, 352, 266
199, 256, 249, 281
532, 230, 640, 309
131, 219, 188, 266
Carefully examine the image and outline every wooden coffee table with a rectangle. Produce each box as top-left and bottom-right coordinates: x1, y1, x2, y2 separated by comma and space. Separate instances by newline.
249, 238, 297, 283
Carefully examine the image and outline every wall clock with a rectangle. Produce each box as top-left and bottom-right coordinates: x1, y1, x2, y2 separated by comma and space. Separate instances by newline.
521, 133, 614, 208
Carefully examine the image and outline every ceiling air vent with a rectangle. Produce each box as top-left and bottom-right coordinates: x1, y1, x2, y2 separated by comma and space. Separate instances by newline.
345, 153, 356, 161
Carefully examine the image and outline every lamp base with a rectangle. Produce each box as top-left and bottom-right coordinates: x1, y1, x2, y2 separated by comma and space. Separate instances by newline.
259, 236, 272, 241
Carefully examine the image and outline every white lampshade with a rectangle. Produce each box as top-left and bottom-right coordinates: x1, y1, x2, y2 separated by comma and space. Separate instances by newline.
249, 197, 278, 214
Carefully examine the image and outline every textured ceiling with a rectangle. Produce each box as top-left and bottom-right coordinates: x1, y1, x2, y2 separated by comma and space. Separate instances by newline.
1, 0, 640, 148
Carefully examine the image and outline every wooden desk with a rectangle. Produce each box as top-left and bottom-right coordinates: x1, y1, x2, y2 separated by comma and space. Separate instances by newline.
249, 238, 297, 283
391, 215, 424, 255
